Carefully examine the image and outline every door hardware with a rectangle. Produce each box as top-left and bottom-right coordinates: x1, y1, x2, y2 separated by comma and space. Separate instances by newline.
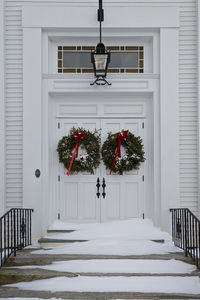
102, 177, 106, 199
96, 177, 100, 198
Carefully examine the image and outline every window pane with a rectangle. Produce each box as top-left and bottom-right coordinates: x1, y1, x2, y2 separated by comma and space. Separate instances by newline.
109, 52, 138, 68
63, 52, 92, 68
59, 46, 144, 73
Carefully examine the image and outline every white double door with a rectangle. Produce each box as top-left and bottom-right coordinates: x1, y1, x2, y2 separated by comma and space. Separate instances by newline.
58, 118, 145, 222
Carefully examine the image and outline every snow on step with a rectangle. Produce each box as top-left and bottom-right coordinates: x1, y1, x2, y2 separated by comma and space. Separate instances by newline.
48, 219, 171, 241
33, 239, 181, 256
36, 219, 182, 255
15, 259, 196, 274
0, 299, 64, 300
7, 276, 200, 294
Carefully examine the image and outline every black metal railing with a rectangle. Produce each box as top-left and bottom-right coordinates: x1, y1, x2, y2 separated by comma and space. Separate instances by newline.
170, 208, 200, 268
0, 208, 34, 268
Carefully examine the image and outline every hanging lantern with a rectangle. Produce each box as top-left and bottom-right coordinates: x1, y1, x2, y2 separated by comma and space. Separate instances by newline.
90, 0, 111, 86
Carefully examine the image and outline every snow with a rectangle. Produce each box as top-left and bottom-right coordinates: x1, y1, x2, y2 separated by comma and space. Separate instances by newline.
0, 299, 64, 300
34, 219, 182, 256
48, 219, 171, 241
7, 276, 200, 294
33, 239, 181, 256
25, 243, 40, 249
14, 259, 196, 274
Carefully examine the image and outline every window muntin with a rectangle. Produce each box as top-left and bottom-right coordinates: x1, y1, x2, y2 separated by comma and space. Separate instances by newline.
58, 46, 144, 73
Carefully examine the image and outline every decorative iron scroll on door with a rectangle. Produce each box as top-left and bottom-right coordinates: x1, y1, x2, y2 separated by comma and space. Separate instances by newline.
96, 177, 100, 198
102, 177, 106, 199
96, 177, 106, 198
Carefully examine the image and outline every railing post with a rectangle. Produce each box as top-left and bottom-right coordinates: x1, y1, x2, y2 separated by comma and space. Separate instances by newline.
184, 209, 188, 257
0, 219, 2, 267
30, 210, 32, 246
13, 210, 16, 256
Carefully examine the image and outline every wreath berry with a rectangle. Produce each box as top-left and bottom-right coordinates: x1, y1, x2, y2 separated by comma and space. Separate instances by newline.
101, 130, 145, 175
57, 127, 101, 175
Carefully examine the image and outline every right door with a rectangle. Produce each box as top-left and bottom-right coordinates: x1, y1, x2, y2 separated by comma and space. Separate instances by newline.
101, 119, 145, 221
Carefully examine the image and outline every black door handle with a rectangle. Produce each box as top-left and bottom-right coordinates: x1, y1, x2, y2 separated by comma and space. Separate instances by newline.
102, 177, 106, 199
96, 177, 100, 198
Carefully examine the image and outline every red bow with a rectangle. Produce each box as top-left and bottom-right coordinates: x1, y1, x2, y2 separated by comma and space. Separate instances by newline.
67, 130, 86, 176
110, 130, 129, 175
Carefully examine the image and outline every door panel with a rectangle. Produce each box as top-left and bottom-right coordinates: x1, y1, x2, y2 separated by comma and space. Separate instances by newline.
80, 182, 98, 220
59, 119, 101, 222
61, 182, 78, 219
124, 182, 139, 218
105, 182, 120, 220
101, 119, 144, 220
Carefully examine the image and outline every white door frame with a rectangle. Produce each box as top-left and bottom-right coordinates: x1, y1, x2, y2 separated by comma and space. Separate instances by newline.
22, 5, 179, 239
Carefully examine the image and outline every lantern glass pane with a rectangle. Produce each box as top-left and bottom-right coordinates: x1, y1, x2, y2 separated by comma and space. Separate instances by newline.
94, 54, 108, 73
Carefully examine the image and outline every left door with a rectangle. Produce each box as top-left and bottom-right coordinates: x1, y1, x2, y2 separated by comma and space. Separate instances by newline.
57, 119, 101, 222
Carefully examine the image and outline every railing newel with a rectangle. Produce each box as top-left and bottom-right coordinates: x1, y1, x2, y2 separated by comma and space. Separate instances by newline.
185, 209, 188, 257
170, 208, 200, 269
0, 219, 2, 266
0, 208, 33, 268
195, 219, 198, 267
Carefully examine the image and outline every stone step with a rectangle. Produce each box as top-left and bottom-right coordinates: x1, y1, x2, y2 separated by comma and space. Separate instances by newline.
46, 230, 75, 237
1, 287, 200, 299
47, 229, 75, 233
38, 238, 87, 243
1, 249, 199, 299
38, 238, 88, 248
5, 249, 192, 267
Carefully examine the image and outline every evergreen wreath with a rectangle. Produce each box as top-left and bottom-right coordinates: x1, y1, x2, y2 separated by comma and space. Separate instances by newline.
57, 127, 101, 175
101, 130, 145, 175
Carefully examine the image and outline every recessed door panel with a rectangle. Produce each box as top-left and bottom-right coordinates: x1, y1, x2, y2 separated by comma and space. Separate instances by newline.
61, 182, 78, 219
80, 182, 97, 220
124, 182, 139, 218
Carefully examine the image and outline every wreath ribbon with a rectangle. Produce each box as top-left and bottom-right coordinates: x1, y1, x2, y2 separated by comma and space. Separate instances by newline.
67, 130, 86, 176
110, 130, 129, 174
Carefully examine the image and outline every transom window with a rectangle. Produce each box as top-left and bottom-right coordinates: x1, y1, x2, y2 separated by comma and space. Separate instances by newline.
58, 46, 144, 73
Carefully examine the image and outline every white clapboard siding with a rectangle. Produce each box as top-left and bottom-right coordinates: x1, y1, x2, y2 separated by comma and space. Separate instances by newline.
179, 0, 198, 214
4, 0, 198, 215
5, 3, 23, 210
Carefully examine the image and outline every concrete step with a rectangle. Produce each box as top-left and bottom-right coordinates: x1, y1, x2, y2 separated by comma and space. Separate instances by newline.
4, 249, 192, 267
38, 238, 88, 248
46, 229, 75, 237
47, 229, 75, 233
1, 286, 200, 299
1, 248, 200, 299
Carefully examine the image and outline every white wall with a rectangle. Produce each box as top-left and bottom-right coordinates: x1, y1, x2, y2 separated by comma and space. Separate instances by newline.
179, 0, 198, 214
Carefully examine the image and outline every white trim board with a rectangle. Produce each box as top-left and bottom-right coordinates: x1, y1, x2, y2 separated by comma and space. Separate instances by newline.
22, 6, 179, 29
